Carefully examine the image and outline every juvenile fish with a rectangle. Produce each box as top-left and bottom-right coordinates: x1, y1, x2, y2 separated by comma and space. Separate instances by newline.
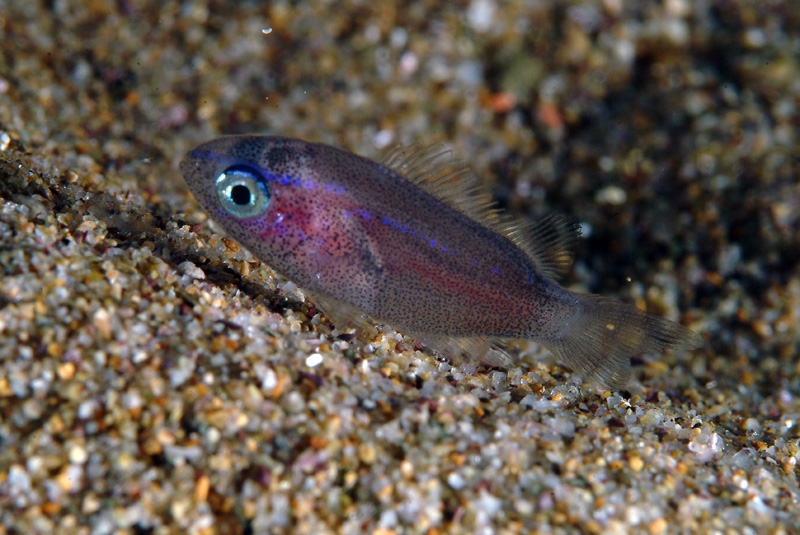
180, 136, 702, 388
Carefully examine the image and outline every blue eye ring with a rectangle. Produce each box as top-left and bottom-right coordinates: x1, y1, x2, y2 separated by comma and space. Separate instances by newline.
215, 166, 271, 219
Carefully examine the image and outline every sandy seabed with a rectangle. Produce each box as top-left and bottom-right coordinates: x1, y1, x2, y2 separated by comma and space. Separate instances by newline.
1, 1, 799, 534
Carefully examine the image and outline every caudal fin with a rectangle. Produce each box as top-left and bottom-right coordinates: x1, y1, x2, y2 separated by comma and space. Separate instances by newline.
542, 294, 703, 389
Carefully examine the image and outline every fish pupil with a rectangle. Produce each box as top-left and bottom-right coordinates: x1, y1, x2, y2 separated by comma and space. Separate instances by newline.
230, 184, 252, 205
215, 166, 270, 218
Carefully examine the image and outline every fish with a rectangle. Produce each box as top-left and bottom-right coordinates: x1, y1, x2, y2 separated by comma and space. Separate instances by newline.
180, 136, 702, 388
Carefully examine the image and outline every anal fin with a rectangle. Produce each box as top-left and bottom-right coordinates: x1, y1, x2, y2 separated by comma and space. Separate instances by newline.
303, 289, 374, 334
410, 332, 512, 373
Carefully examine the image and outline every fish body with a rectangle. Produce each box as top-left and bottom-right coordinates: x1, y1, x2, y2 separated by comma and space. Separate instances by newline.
181, 136, 702, 388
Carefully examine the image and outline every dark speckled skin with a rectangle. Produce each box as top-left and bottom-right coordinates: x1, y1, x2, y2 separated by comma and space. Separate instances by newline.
181, 136, 702, 387
180, 136, 569, 339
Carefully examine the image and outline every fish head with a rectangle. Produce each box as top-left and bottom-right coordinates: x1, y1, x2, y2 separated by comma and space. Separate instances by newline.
179, 136, 379, 289
180, 135, 327, 253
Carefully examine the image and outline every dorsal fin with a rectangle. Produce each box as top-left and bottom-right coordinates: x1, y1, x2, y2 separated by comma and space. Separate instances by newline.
504, 213, 581, 280
382, 143, 580, 281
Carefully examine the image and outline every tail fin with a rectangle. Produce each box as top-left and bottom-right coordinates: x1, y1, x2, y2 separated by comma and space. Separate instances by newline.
542, 294, 703, 389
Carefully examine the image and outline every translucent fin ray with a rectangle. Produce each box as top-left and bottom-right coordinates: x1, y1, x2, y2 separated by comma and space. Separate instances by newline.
410, 332, 513, 372
304, 289, 374, 333
542, 294, 703, 389
508, 214, 581, 280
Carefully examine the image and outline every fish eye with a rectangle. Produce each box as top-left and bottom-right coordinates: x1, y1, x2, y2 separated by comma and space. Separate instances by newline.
215, 166, 271, 218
